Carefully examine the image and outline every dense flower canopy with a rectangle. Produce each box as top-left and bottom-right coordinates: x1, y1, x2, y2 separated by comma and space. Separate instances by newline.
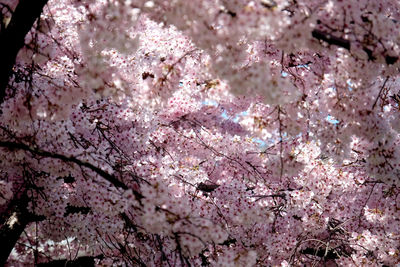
1, 0, 400, 266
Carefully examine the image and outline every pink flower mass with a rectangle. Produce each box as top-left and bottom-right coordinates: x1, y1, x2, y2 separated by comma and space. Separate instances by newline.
0, 0, 400, 266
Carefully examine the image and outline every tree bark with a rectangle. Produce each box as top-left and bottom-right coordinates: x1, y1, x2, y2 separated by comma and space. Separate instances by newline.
0, 0, 49, 103
0, 194, 34, 265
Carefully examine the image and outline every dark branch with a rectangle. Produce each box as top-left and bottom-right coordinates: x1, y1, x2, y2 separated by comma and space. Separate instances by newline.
372, 76, 389, 110
311, 29, 351, 50
301, 247, 339, 260
37, 255, 103, 267
312, 29, 398, 64
301, 243, 353, 260
0, 0, 49, 103
64, 205, 91, 216
0, 141, 128, 190
197, 183, 219, 193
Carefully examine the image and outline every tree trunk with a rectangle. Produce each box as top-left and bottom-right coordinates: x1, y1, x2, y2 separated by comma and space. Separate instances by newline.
0, 0, 48, 264
0, 0, 48, 103
0, 195, 33, 265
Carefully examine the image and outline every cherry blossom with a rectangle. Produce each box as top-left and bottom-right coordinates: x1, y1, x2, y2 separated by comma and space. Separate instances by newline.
1, 0, 400, 266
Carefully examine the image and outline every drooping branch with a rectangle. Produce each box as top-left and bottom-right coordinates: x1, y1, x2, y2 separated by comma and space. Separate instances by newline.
0, 139, 144, 200
0, 0, 49, 104
0, 140, 129, 190
0, 139, 144, 264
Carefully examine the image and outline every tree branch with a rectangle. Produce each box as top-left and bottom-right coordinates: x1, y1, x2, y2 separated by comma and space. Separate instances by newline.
0, 0, 49, 104
312, 29, 398, 64
311, 29, 350, 50
0, 140, 129, 190
37, 255, 104, 267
